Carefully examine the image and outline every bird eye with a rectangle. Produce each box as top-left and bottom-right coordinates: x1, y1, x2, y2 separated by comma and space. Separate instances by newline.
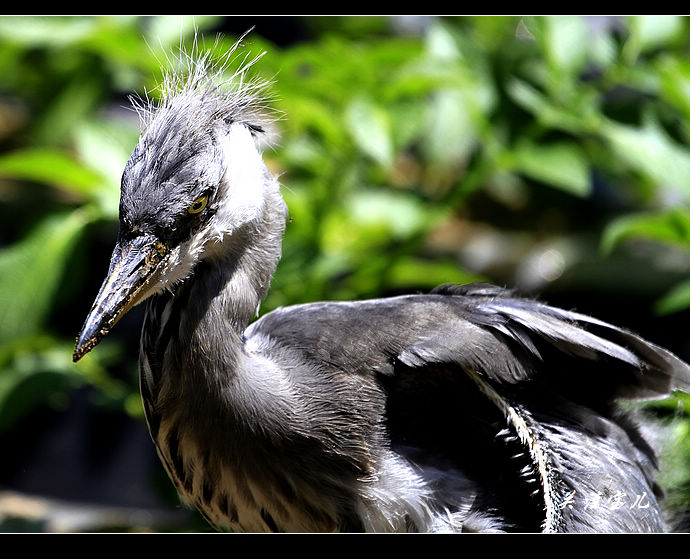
188, 195, 208, 214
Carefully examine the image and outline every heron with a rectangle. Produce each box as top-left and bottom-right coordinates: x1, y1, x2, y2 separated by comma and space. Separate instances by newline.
72, 43, 690, 533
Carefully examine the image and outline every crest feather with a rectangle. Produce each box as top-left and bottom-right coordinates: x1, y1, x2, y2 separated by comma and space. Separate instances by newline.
129, 30, 277, 147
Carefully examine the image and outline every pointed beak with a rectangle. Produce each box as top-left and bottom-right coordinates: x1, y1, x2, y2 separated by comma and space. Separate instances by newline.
73, 234, 169, 362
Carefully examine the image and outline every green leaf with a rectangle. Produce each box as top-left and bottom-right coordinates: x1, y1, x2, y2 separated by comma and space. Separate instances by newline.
0, 148, 106, 198
425, 22, 461, 61
506, 79, 590, 135
629, 15, 683, 53
0, 336, 133, 433
0, 368, 79, 433
0, 208, 96, 344
280, 96, 347, 148
601, 209, 690, 254
345, 189, 448, 239
387, 100, 429, 153
0, 16, 96, 47
423, 89, 478, 169
602, 118, 690, 201
541, 16, 589, 75
144, 16, 222, 48
345, 95, 394, 168
28, 49, 110, 145
386, 256, 483, 290
656, 279, 690, 315
510, 140, 591, 197
79, 18, 153, 69
658, 55, 690, 122
72, 120, 138, 218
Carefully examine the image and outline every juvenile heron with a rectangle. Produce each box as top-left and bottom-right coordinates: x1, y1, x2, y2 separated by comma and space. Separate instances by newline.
73, 45, 690, 533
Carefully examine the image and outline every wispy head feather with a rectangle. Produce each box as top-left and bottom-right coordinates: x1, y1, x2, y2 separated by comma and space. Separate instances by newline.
130, 30, 278, 148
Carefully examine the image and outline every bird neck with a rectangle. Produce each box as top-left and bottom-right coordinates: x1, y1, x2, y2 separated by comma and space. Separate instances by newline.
142, 184, 287, 397
190, 185, 287, 334
138, 185, 297, 506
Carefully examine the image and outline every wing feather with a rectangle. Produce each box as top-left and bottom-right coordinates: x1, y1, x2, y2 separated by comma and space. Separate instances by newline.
244, 282, 689, 531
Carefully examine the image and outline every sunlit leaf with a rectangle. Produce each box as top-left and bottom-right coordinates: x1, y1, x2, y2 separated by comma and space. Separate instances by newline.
425, 22, 461, 61
0, 16, 96, 47
386, 256, 484, 290
144, 16, 222, 52
506, 79, 589, 134
602, 209, 690, 254
629, 15, 684, 53
602, 119, 690, 201
79, 18, 152, 69
345, 95, 394, 168
422, 89, 478, 169
510, 140, 590, 197
0, 208, 96, 343
345, 189, 448, 239
588, 24, 618, 69
658, 55, 690, 122
0, 148, 106, 198
279, 97, 347, 148
72, 120, 139, 217
386, 100, 428, 153
540, 16, 589, 75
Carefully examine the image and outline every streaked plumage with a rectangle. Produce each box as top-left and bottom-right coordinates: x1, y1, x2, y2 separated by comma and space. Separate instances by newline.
73, 41, 690, 533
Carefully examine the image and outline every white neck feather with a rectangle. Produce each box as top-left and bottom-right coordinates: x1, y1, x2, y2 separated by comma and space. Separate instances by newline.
151, 122, 276, 294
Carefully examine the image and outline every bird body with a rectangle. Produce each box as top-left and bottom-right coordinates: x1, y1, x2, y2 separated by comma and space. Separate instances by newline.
73, 44, 690, 533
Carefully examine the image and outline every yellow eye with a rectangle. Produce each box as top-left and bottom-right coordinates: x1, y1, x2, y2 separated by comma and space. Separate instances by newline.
188, 195, 208, 214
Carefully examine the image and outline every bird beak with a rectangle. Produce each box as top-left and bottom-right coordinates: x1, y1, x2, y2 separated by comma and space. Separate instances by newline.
73, 234, 169, 362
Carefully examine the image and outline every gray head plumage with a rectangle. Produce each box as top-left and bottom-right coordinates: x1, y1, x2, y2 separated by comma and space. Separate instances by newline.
120, 39, 275, 238
73, 39, 283, 361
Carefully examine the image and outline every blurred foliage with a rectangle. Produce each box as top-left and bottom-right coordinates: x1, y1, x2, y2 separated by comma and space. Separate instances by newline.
0, 15, 690, 530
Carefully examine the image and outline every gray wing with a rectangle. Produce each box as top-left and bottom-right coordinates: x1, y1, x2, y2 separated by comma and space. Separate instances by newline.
245, 283, 690, 532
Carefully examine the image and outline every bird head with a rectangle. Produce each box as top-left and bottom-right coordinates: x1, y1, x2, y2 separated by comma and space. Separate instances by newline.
73, 44, 275, 362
